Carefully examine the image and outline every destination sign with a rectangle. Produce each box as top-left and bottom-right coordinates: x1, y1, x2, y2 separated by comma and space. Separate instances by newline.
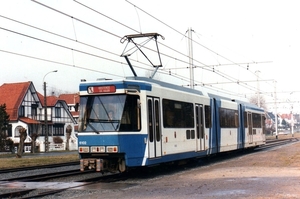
87, 85, 116, 93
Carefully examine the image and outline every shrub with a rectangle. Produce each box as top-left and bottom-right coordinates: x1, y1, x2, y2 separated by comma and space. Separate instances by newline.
53, 136, 63, 143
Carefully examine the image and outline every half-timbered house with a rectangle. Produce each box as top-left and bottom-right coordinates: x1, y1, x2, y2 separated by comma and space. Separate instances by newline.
0, 81, 77, 152
38, 94, 77, 151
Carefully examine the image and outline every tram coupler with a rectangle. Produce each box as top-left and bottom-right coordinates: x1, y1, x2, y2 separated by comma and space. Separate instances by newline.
80, 158, 103, 172
96, 159, 103, 172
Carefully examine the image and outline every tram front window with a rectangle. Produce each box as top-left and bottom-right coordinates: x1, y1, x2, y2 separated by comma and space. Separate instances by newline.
78, 94, 141, 132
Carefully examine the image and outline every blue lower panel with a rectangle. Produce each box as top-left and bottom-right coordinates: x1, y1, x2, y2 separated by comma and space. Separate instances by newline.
79, 134, 209, 168
78, 134, 147, 167
126, 157, 144, 167
144, 150, 208, 166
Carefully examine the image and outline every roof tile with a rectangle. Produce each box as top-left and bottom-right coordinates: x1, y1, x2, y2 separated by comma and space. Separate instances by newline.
0, 82, 31, 120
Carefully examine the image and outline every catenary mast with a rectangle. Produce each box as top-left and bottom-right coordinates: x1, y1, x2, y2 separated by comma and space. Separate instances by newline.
188, 28, 194, 89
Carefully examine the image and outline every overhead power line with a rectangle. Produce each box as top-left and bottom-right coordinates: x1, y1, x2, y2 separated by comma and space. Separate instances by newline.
74, 0, 140, 34
0, 49, 124, 77
0, 14, 120, 57
0, 13, 259, 94
31, 0, 121, 39
74, 0, 262, 93
125, 1, 263, 73
0, 0, 271, 97
0, 27, 120, 63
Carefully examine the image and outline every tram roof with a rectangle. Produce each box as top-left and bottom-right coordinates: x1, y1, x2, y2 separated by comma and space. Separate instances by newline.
127, 76, 204, 95
79, 76, 205, 96
208, 93, 264, 112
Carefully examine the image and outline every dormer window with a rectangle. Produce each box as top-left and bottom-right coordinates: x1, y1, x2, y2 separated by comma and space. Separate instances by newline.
19, 106, 25, 117
31, 104, 38, 119
55, 107, 61, 118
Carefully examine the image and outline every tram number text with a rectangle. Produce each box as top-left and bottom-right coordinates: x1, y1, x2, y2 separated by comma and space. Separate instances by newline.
79, 141, 87, 145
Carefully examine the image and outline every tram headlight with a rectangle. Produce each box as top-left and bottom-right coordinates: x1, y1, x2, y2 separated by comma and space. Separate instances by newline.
106, 146, 118, 153
79, 146, 89, 153
91, 146, 105, 153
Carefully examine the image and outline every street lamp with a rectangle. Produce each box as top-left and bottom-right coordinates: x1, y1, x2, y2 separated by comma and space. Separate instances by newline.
43, 70, 58, 152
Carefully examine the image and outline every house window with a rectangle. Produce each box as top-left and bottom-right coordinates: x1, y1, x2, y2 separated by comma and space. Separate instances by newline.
53, 124, 64, 136
41, 125, 51, 136
55, 107, 61, 118
7, 124, 12, 137
31, 104, 38, 119
19, 106, 25, 117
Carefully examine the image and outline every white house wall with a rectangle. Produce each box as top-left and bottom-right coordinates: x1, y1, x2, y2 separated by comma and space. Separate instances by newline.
10, 121, 33, 144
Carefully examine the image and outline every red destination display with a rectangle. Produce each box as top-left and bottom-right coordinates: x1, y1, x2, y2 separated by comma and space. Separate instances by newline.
88, 85, 116, 93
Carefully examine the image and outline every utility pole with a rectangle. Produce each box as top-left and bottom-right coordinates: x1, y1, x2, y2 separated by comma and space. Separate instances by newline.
255, 70, 261, 107
43, 70, 58, 152
188, 28, 194, 89
43, 82, 48, 152
290, 92, 294, 137
274, 80, 278, 139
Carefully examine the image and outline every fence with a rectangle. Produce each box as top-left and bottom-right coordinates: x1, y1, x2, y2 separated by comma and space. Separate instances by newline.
49, 143, 65, 151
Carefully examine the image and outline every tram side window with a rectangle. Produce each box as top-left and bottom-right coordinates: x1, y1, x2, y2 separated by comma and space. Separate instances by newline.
262, 115, 266, 134
204, 105, 211, 128
219, 108, 239, 128
252, 113, 262, 128
243, 112, 248, 127
163, 99, 194, 128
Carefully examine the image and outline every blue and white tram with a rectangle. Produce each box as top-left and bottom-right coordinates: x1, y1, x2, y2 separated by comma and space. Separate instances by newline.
77, 76, 266, 172
238, 101, 266, 148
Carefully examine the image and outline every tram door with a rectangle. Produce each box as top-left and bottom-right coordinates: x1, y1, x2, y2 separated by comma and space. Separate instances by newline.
147, 97, 162, 158
195, 104, 205, 151
248, 112, 253, 144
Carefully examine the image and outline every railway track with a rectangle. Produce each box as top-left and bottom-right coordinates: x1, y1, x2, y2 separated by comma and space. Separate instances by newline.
0, 137, 299, 199
262, 137, 299, 150
3, 169, 90, 182
0, 161, 124, 199
0, 172, 121, 199
0, 161, 78, 174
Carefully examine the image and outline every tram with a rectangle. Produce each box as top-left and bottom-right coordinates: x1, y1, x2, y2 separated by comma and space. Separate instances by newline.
77, 33, 266, 172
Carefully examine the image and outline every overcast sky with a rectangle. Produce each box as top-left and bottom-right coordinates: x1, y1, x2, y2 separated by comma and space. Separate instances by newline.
1, 0, 299, 113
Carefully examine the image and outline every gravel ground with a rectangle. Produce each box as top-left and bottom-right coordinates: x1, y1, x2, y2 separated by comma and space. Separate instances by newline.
1, 134, 300, 199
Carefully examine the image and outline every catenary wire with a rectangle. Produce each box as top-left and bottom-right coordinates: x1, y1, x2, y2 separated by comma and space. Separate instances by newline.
124, 0, 274, 94
0, 49, 124, 77
73, 0, 262, 94
0, 14, 154, 70
125, 1, 259, 72
2, 1, 267, 97
0, 12, 258, 95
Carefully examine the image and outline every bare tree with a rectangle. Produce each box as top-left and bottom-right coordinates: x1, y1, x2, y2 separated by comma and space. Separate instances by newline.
65, 125, 72, 151
48, 86, 77, 97
16, 127, 27, 158
249, 95, 267, 110
30, 123, 41, 153
31, 133, 39, 153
